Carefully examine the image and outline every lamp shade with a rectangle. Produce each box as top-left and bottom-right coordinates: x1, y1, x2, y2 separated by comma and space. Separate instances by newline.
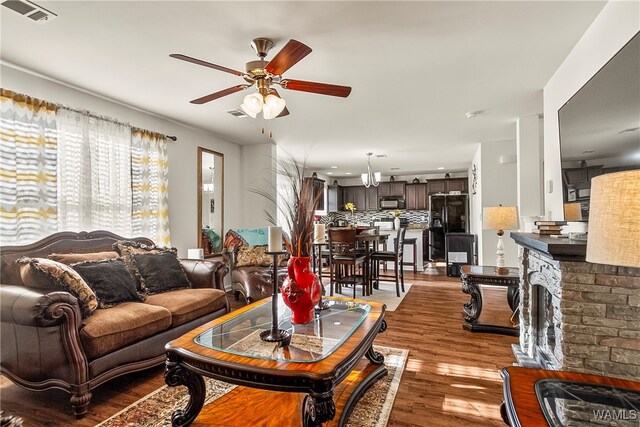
483, 206, 519, 230
563, 203, 583, 221
586, 170, 640, 267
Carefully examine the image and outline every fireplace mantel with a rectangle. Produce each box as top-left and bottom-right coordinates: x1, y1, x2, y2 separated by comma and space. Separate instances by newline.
510, 232, 586, 261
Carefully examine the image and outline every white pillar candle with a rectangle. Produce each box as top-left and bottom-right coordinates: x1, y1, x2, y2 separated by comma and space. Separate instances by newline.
314, 223, 326, 243
268, 226, 282, 252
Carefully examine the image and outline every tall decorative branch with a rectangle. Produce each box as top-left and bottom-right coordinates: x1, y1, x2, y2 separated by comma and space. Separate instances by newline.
250, 153, 322, 258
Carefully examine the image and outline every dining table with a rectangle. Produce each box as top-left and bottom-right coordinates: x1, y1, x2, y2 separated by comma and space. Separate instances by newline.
313, 231, 389, 296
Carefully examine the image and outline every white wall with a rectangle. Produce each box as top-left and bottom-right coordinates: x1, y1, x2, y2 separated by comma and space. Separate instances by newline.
469, 145, 482, 263
480, 139, 518, 267
241, 143, 277, 228
334, 171, 468, 187
543, 1, 640, 219
1, 64, 243, 256
516, 114, 544, 218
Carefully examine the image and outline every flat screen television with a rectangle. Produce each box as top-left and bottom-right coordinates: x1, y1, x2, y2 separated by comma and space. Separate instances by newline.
558, 31, 640, 220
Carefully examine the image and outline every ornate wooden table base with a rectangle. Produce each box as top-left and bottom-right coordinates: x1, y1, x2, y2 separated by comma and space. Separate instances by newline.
164, 298, 387, 427
460, 265, 519, 336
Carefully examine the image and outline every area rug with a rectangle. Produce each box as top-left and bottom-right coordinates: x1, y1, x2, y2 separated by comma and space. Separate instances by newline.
97, 345, 408, 427
325, 281, 412, 312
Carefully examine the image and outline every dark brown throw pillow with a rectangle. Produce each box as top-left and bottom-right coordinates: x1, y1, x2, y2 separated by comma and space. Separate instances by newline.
113, 240, 176, 290
71, 259, 145, 308
48, 251, 118, 265
130, 252, 192, 295
17, 257, 98, 317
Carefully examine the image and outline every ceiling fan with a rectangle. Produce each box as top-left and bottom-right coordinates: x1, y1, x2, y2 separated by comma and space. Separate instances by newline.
170, 38, 352, 119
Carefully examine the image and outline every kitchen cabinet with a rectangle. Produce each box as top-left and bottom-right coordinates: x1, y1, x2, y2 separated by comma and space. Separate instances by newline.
327, 185, 343, 213
406, 183, 428, 210
340, 185, 378, 211
427, 180, 446, 195
365, 186, 378, 211
378, 181, 406, 197
305, 177, 325, 210
426, 178, 468, 195
445, 178, 468, 193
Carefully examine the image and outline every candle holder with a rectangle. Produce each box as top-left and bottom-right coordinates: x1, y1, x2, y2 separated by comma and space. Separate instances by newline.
260, 251, 291, 347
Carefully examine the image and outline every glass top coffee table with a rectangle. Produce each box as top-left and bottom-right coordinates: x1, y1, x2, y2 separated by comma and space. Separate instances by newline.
165, 296, 387, 427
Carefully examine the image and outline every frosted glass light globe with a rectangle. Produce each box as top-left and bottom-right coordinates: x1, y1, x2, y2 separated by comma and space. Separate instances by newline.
241, 93, 264, 117
263, 94, 286, 120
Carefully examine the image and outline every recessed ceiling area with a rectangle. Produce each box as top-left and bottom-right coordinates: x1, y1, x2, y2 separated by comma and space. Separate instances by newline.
0, 1, 606, 176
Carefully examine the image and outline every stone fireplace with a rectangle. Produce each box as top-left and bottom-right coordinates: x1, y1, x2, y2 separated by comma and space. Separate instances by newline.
512, 233, 640, 382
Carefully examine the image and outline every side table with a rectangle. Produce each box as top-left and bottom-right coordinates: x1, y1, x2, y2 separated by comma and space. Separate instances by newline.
500, 367, 640, 426
460, 265, 519, 336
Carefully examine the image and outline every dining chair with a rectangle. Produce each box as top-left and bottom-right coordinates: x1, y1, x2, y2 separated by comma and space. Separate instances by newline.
328, 228, 367, 298
369, 227, 406, 297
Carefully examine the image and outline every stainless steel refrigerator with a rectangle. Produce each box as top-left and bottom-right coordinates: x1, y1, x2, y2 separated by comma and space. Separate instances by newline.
428, 194, 469, 261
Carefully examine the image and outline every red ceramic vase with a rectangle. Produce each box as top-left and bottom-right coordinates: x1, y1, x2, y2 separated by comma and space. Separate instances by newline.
281, 256, 322, 324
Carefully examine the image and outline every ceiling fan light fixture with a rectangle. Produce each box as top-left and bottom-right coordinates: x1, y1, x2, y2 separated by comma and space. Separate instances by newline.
263, 93, 286, 120
241, 93, 264, 116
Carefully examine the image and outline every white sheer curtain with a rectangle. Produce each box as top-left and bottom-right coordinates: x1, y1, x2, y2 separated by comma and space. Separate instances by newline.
56, 107, 133, 236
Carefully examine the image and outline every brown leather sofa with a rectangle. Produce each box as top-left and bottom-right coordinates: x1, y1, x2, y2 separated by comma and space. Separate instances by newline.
0, 230, 229, 418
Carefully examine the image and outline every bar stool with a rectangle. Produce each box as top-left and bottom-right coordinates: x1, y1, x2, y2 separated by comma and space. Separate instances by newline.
394, 237, 418, 274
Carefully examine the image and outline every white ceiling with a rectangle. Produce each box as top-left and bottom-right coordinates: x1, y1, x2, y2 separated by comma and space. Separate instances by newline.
0, 1, 606, 177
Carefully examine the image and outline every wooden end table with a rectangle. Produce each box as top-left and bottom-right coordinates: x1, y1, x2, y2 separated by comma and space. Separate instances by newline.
460, 265, 519, 336
500, 367, 640, 426
164, 296, 387, 427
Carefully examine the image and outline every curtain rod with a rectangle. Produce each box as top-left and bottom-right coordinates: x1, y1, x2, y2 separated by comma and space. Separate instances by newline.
58, 104, 177, 142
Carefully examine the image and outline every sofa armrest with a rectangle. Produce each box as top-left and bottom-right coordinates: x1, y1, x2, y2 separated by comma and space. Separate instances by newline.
0, 284, 83, 328
180, 258, 229, 291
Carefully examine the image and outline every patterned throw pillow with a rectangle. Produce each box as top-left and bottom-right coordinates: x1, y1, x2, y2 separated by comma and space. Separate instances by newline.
235, 245, 288, 267
17, 257, 98, 318
71, 259, 145, 308
129, 252, 192, 295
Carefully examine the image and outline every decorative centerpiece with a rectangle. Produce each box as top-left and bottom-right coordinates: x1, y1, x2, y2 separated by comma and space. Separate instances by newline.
254, 156, 322, 324
392, 209, 402, 230
345, 202, 357, 227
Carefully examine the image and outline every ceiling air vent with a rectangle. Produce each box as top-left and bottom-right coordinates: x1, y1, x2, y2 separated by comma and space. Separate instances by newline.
2, 0, 56, 22
226, 109, 249, 118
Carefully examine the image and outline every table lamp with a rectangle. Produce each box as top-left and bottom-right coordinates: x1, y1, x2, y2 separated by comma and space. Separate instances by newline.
563, 203, 583, 221
586, 170, 640, 268
483, 205, 519, 274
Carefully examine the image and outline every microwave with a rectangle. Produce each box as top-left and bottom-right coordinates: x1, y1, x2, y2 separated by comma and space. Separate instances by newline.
379, 197, 405, 210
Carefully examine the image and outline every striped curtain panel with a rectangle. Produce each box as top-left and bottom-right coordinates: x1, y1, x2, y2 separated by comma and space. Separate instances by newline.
131, 129, 170, 246
0, 89, 58, 245
56, 107, 133, 236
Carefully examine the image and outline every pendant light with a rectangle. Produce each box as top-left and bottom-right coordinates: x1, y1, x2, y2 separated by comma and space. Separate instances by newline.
361, 152, 381, 188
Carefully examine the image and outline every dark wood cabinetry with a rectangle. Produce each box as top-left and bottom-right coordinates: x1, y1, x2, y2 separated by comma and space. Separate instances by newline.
426, 178, 468, 195
305, 177, 325, 211
340, 185, 377, 211
365, 186, 378, 211
378, 181, 406, 197
427, 180, 446, 195
327, 185, 343, 213
445, 178, 468, 193
406, 184, 428, 210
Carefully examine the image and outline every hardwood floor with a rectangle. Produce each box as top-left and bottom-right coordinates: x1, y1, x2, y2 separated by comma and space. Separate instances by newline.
0, 267, 517, 426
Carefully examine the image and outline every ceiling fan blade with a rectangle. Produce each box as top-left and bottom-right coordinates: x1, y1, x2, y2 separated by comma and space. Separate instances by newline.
280, 79, 352, 98
170, 54, 245, 77
190, 85, 248, 104
265, 40, 312, 76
